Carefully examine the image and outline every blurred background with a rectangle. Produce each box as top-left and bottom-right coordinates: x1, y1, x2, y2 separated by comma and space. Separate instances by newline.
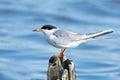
0, 0, 120, 80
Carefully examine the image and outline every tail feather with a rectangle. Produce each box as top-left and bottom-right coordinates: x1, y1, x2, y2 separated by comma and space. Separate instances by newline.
85, 29, 113, 39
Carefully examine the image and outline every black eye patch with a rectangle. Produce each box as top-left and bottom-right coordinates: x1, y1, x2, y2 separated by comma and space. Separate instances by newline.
41, 25, 57, 30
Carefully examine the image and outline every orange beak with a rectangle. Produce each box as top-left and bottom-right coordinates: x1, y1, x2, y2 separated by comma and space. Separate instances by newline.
33, 28, 43, 32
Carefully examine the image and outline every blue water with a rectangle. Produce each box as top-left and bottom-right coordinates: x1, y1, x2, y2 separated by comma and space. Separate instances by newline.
0, 0, 120, 80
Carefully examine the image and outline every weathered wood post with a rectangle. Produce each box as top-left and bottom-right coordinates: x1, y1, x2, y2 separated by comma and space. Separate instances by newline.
47, 55, 76, 80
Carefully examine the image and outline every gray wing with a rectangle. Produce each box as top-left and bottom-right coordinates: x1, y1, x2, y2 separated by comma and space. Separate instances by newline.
53, 29, 113, 42
53, 30, 86, 42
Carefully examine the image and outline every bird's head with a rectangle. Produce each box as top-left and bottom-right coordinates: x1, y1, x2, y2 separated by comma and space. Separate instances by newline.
33, 25, 57, 34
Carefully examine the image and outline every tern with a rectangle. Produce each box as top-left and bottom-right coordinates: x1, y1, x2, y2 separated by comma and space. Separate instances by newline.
33, 25, 113, 57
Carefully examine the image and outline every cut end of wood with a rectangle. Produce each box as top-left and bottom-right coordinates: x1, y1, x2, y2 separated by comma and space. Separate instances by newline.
47, 55, 76, 80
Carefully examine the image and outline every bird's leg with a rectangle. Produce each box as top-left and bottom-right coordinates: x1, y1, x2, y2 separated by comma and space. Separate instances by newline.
57, 48, 66, 57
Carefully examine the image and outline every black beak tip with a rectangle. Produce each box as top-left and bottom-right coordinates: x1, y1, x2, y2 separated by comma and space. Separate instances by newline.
33, 29, 37, 32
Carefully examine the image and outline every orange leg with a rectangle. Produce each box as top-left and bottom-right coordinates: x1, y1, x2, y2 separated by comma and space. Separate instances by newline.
58, 48, 66, 57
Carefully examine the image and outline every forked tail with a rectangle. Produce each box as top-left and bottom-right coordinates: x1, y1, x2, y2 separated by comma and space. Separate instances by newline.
85, 29, 113, 39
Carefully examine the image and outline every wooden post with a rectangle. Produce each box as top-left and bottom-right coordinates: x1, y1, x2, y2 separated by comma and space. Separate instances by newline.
47, 55, 76, 80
